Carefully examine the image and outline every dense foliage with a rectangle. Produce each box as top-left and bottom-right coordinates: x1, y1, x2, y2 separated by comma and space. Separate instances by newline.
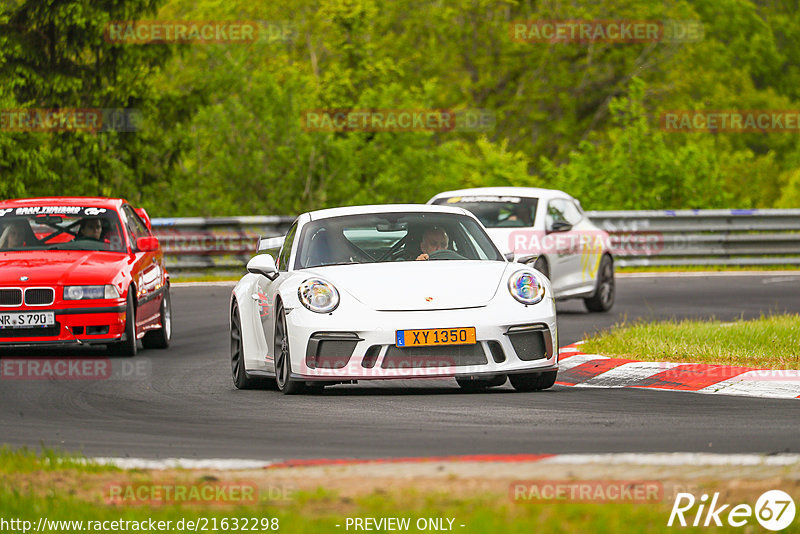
1, 0, 799, 215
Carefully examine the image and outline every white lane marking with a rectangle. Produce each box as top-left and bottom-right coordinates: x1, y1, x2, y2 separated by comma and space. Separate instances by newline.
88, 453, 800, 470
580, 361, 682, 387
617, 271, 800, 278
762, 276, 800, 284
91, 458, 275, 470
541, 453, 800, 466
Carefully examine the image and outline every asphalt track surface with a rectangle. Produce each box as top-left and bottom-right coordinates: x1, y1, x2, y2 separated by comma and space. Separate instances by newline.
2, 273, 799, 460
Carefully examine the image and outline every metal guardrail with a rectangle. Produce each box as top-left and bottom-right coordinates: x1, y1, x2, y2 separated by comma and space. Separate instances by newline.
151, 216, 293, 273
152, 209, 800, 273
586, 209, 800, 267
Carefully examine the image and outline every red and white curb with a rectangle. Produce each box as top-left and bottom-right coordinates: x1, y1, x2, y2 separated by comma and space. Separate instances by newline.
557, 343, 800, 399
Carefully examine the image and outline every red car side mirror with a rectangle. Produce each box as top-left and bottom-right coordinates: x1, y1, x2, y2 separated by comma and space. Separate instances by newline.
136, 236, 159, 252
134, 208, 153, 231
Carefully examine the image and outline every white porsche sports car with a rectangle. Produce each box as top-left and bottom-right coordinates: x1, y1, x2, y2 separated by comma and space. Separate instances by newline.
428, 187, 615, 312
230, 204, 558, 394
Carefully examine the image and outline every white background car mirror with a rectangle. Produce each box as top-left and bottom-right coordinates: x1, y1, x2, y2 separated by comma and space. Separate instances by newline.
247, 254, 278, 280
547, 221, 573, 234
513, 253, 538, 264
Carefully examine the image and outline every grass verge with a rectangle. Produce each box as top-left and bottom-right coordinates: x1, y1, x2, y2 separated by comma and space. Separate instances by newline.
2, 449, 799, 533
0, 447, 117, 474
581, 314, 800, 368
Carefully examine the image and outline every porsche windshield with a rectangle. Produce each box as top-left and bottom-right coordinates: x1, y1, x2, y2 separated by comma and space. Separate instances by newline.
296, 212, 504, 268
0, 208, 126, 252
431, 196, 538, 228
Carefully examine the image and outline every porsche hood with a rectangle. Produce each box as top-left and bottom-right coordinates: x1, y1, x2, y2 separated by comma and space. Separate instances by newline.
305, 261, 512, 311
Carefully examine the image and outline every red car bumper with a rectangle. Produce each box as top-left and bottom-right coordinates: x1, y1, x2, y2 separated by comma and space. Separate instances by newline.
0, 301, 128, 347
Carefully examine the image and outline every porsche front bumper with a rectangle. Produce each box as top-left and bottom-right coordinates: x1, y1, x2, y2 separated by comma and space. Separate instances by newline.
284, 298, 558, 381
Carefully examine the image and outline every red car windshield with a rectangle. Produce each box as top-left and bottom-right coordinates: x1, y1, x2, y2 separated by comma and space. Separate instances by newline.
0, 207, 126, 252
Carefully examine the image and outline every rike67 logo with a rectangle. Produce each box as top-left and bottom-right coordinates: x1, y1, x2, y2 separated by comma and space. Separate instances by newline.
668, 490, 795, 531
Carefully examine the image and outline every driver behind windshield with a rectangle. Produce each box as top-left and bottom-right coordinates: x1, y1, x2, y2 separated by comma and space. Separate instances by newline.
76, 218, 103, 241
416, 227, 449, 261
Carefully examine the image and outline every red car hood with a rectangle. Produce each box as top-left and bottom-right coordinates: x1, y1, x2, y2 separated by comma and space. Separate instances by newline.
0, 251, 131, 286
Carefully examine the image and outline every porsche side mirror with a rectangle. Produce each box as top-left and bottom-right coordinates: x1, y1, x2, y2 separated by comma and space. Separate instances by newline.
247, 254, 279, 280
547, 221, 572, 234
136, 236, 159, 252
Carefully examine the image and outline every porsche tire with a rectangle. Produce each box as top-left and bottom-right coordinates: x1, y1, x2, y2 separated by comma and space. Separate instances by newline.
142, 288, 171, 349
456, 375, 507, 391
230, 301, 270, 389
275, 303, 305, 395
509, 371, 557, 392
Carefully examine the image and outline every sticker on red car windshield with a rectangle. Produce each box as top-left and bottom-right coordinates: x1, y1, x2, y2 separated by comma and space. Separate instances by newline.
0, 206, 107, 216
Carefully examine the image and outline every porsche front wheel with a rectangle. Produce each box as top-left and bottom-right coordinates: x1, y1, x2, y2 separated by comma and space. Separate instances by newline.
231, 301, 265, 389
274, 304, 305, 395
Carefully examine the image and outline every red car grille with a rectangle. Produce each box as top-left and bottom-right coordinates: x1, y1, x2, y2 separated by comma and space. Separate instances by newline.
24, 288, 55, 306
0, 289, 23, 306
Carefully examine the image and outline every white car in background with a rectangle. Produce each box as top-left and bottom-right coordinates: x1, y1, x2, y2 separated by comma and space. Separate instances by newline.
229, 204, 558, 394
428, 187, 615, 312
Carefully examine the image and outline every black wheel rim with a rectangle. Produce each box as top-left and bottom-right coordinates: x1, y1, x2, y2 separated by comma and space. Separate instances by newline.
275, 311, 289, 389
231, 307, 242, 383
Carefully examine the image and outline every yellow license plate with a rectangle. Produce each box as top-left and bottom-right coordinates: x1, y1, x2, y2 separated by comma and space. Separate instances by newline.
396, 327, 476, 347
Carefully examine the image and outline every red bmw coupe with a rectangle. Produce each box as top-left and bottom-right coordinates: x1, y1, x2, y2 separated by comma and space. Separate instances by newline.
0, 197, 170, 356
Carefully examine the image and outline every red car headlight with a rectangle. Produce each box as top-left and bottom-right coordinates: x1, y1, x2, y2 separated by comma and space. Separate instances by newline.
63, 285, 120, 300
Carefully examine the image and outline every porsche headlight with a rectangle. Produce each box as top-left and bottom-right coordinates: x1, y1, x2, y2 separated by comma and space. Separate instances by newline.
298, 279, 340, 313
508, 270, 545, 305
64, 285, 120, 300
